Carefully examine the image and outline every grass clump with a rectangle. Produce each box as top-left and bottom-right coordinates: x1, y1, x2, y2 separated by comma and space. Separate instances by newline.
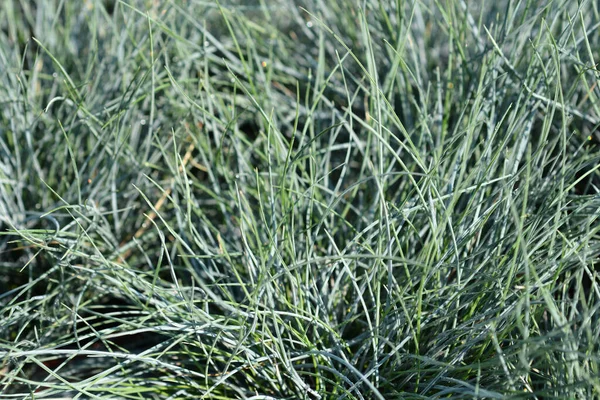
1, 0, 599, 398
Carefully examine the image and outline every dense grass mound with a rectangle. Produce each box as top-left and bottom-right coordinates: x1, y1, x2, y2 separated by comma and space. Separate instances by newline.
1, 0, 599, 398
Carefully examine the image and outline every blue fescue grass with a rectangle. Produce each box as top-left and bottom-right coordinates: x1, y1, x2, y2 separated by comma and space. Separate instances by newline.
1, 0, 600, 398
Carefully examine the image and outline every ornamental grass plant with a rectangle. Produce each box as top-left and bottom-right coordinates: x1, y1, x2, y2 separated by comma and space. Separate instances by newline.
1, 0, 599, 398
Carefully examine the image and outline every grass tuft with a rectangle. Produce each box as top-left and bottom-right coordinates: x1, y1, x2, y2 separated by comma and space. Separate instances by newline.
1, 0, 600, 398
